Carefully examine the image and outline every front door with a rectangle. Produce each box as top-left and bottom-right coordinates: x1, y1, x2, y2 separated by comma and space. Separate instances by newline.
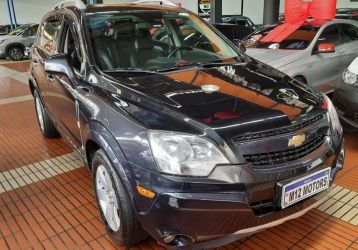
309, 24, 347, 92
32, 19, 61, 113
339, 23, 358, 65
48, 17, 84, 152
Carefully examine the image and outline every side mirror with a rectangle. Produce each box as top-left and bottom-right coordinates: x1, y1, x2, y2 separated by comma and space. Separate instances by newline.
232, 39, 246, 53
315, 43, 335, 54
44, 53, 75, 78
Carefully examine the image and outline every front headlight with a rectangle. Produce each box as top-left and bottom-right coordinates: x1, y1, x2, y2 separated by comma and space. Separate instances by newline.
324, 94, 341, 133
342, 68, 358, 87
149, 131, 229, 177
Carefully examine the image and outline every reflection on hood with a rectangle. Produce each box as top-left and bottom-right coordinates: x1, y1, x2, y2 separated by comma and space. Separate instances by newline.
109, 58, 324, 135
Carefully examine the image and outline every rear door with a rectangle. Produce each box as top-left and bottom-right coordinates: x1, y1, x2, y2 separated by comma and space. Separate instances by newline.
309, 24, 347, 92
339, 23, 358, 65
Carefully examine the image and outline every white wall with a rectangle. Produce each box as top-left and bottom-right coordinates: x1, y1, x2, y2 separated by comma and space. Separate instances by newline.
0, 0, 59, 24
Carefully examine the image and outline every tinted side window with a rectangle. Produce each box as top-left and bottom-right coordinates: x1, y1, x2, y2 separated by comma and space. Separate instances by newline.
340, 24, 358, 43
317, 24, 343, 47
0, 26, 8, 33
216, 27, 234, 40
28, 25, 39, 36
37, 20, 62, 53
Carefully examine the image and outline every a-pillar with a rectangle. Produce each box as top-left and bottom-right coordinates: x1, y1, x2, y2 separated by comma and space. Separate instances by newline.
263, 0, 280, 25
210, 0, 222, 24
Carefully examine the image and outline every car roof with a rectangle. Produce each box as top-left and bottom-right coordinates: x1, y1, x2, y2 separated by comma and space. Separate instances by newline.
83, 3, 187, 14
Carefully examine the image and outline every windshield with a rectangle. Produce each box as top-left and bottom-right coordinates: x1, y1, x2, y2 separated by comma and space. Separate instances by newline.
86, 10, 242, 72
244, 24, 319, 50
8, 25, 30, 36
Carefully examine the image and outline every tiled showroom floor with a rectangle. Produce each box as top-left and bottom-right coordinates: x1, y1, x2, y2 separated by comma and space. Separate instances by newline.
0, 60, 357, 250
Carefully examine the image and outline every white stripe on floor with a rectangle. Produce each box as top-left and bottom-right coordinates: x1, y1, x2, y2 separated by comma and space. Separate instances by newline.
0, 64, 29, 85
0, 152, 84, 194
0, 95, 33, 105
317, 184, 358, 226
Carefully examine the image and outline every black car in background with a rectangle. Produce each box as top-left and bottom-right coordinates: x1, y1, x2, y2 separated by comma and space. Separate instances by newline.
335, 8, 358, 21
30, 1, 345, 249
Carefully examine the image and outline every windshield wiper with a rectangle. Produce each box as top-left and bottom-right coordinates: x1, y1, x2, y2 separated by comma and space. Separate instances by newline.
104, 68, 159, 74
153, 61, 244, 72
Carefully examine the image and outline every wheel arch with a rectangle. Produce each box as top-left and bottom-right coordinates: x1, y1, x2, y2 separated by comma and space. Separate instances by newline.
293, 75, 308, 84
83, 123, 138, 209
5, 42, 25, 56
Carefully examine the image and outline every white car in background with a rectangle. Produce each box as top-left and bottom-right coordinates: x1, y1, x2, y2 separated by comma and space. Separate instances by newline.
0, 23, 39, 61
244, 19, 358, 94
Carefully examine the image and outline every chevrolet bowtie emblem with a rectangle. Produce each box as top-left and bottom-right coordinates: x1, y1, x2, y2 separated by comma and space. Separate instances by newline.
288, 134, 306, 147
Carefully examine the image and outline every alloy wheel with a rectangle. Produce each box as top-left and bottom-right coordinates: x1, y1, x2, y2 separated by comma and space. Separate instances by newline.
35, 96, 44, 132
96, 165, 120, 232
9, 47, 23, 61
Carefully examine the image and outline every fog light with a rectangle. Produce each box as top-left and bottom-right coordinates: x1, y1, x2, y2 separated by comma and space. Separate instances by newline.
163, 235, 176, 244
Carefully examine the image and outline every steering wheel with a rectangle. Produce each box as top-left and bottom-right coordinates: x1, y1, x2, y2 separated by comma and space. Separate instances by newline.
167, 46, 193, 57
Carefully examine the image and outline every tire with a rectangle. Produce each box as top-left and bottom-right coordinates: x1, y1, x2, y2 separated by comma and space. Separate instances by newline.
92, 149, 148, 247
8, 46, 23, 61
34, 91, 60, 138
294, 76, 306, 84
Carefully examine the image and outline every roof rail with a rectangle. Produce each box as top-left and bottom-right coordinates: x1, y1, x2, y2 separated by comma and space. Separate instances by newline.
53, 0, 86, 10
132, 0, 179, 8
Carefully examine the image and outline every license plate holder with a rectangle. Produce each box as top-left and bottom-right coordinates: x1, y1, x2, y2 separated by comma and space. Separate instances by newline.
281, 168, 330, 209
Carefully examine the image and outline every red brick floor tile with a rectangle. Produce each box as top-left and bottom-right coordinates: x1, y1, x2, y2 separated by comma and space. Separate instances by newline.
4, 235, 20, 250
22, 227, 39, 246
41, 239, 56, 250
31, 243, 45, 250
38, 220, 56, 238
30, 224, 47, 242
75, 225, 95, 243
13, 231, 30, 249
67, 228, 86, 247
0, 61, 29, 72
59, 231, 78, 249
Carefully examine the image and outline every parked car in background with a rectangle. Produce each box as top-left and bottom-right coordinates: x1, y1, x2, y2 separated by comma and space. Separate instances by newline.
24, 43, 33, 58
333, 57, 358, 132
152, 23, 252, 54
335, 8, 358, 21
244, 19, 358, 94
0, 25, 14, 35
222, 15, 262, 30
0, 23, 39, 60
30, 1, 345, 249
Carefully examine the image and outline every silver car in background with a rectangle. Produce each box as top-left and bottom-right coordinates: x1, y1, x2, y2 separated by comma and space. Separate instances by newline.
244, 19, 358, 94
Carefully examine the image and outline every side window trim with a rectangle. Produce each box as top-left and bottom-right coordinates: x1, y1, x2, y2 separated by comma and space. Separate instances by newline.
58, 14, 86, 76
36, 16, 62, 55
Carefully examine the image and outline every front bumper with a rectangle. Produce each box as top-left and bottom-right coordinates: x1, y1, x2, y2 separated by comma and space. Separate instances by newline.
333, 78, 358, 129
134, 138, 345, 249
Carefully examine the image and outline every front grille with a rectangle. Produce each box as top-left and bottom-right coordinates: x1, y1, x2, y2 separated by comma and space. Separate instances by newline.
243, 134, 325, 166
232, 113, 325, 143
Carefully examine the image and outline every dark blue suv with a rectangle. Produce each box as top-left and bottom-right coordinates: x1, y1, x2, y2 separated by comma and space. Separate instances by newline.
29, 0, 345, 249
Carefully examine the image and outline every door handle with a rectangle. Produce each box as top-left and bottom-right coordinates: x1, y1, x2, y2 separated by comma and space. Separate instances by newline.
47, 74, 55, 83
339, 49, 346, 54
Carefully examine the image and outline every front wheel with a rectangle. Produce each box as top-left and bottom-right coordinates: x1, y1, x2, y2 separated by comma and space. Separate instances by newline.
8, 46, 23, 61
92, 149, 148, 247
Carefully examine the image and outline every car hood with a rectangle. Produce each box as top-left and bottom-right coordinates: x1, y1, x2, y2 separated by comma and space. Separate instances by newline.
0, 35, 17, 41
245, 48, 303, 69
103, 58, 325, 139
